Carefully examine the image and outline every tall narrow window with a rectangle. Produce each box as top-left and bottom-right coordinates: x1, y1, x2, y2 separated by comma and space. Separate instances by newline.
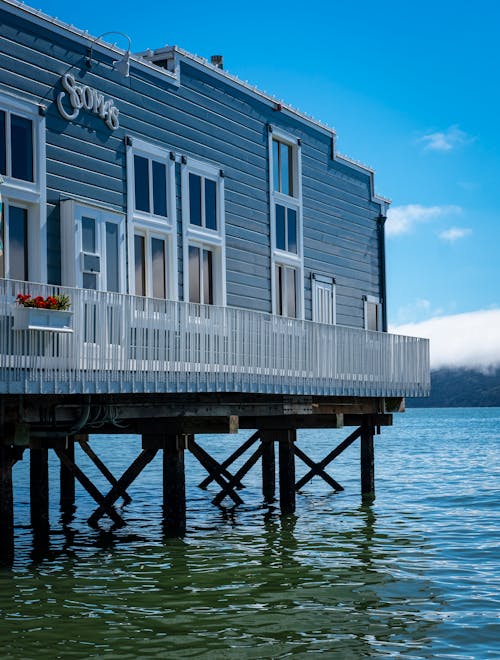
151, 237, 167, 299
182, 158, 225, 307
9, 206, 28, 281
127, 138, 176, 299
0, 95, 45, 283
275, 264, 297, 318
134, 234, 146, 296
270, 130, 303, 318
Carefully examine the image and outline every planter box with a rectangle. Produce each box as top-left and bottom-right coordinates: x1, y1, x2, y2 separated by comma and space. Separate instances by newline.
13, 306, 73, 332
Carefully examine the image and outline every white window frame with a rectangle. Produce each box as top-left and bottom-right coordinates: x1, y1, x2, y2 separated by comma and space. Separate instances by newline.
312, 273, 336, 325
364, 294, 382, 331
181, 157, 226, 306
60, 199, 126, 292
269, 127, 303, 318
133, 228, 170, 300
126, 137, 177, 299
0, 92, 46, 282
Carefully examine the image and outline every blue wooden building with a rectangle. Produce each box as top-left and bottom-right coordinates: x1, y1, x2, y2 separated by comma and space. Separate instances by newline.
0, 0, 429, 554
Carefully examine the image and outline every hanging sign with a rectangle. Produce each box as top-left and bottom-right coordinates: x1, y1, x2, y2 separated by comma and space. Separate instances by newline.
56, 73, 120, 130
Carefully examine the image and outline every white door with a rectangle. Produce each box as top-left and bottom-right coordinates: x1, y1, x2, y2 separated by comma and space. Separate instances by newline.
312, 276, 335, 325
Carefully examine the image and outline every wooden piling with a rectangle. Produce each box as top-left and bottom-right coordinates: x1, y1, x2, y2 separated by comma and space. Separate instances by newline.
0, 446, 15, 562
60, 439, 75, 510
360, 423, 375, 498
260, 430, 276, 502
163, 434, 187, 535
278, 429, 296, 514
30, 446, 49, 534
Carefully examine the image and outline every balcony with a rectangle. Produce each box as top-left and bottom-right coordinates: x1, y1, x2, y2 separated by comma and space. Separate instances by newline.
0, 279, 430, 397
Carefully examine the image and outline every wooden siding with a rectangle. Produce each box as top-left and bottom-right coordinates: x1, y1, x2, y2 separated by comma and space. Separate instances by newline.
0, 4, 385, 328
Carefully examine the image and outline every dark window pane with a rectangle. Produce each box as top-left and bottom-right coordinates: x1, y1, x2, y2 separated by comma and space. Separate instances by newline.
203, 249, 213, 305
134, 234, 146, 296
276, 265, 283, 316
205, 179, 217, 230
9, 206, 28, 280
11, 114, 33, 182
286, 267, 297, 318
83, 272, 97, 290
152, 161, 167, 217
134, 155, 150, 213
188, 245, 200, 303
189, 173, 202, 226
287, 208, 297, 253
82, 217, 96, 253
105, 222, 119, 292
275, 204, 286, 250
286, 144, 294, 196
280, 142, 290, 196
0, 198, 4, 277
273, 139, 279, 193
0, 111, 6, 176
152, 237, 166, 299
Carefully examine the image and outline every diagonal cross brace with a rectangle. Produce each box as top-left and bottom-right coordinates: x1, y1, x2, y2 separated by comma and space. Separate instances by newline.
212, 444, 263, 507
294, 445, 344, 492
55, 448, 125, 528
87, 448, 158, 527
198, 431, 260, 490
79, 440, 132, 504
294, 426, 362, 491
188, 438, 244, 506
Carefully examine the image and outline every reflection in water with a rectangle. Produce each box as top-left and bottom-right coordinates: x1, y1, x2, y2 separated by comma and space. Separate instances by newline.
0, 409, 499, 659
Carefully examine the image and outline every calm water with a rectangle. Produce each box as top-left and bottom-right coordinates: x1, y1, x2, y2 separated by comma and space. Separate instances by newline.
0, 408, 499, 659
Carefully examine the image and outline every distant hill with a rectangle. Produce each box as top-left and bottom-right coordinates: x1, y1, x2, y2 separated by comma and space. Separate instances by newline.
407, 367, 500, 407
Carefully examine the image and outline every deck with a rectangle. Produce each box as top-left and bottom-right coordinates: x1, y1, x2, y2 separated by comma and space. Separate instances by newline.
0, 278, 430, 397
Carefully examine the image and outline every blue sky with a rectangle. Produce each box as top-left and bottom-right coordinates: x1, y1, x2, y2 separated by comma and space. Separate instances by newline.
18, 0, 500, 363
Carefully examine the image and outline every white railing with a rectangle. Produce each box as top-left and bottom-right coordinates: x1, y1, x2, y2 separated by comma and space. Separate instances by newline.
0, 279, 430, 396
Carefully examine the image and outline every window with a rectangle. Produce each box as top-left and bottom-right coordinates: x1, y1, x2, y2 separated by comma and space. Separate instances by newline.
133, 155, 167, 217
182, 158, 226, 306
0, 109, 34, 183
134, 232, 168, 299
126, 137, 177, 299
0, 94, 46, 282
364, 295, 382, 331
188, 173, 217, 230
275, 264, 297, 318
269, 129, 303, 318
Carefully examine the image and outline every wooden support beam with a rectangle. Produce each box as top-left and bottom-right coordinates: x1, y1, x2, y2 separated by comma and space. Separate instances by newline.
294, 445, 343, 492
163, 435, 186, 536
260, 430, 276, 502
55, 448, 125, 528
278, 430, 296, 514
59, 439, 75, 510
295, 426, 362, 491
360, 423, 375, 499
198, 431, 259, 490
79, 439, 132, 504
188, 437, 244, 506
0, 446, 15, 563
30, 446, 49, 535
212, 444, 263, 507
87, 448, 158, 527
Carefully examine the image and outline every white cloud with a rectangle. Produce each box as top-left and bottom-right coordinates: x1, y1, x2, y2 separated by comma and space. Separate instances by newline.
386, 204, 461, 237
439, 227, 472, 242
390, 309, 500, 372
419, 125, 472, 152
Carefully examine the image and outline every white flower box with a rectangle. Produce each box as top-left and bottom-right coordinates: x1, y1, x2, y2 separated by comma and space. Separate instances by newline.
13, 306, 73, 332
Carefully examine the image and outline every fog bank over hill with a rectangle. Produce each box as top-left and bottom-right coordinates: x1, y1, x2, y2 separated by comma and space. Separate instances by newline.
390, 309, 500, 373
